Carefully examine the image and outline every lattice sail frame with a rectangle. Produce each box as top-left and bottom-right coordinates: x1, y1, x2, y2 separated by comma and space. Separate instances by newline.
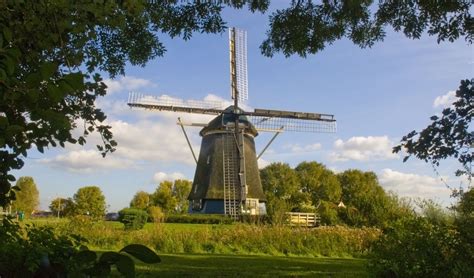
230, 28, 248, 102
247, 115, 336, 133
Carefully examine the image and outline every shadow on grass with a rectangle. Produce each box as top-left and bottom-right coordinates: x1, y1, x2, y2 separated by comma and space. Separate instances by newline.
133, 253, 370, 277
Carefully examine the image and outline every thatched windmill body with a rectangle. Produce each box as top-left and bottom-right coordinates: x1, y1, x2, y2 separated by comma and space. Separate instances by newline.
128, 28, 336, 218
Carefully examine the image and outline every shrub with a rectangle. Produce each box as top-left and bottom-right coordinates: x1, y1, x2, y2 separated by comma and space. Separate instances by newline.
165, 214, 234, 224
119, 208, 148, 230
147, 206, 164, 223
369, 216, 470, 277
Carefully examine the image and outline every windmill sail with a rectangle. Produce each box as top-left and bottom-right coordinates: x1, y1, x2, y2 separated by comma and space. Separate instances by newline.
230, 28, 248, 103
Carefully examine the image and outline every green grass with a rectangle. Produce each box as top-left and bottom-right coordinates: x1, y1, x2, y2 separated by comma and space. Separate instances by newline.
128, 254, 370, 277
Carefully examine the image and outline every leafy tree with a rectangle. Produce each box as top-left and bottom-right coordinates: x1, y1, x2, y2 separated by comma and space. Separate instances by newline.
72, 186, 106, 219
173, 179, 192, 214
11, 177, 39, 216
394, 79, 473, 179
130, 191, 150, 210
295, 162, 342, 224
260, 162, 305, 222
338, 169, 397, 227
261, 1, 472, 57
49, 197, 75, 218
152, 181, 177, 213
147, 206, 165, 223
0, 0, 268, 206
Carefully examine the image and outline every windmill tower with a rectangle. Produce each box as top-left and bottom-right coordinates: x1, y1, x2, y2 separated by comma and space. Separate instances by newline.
128, 28, 336, 219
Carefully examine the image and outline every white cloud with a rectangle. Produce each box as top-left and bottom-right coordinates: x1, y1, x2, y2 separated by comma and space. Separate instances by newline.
41, 150, 132, 173
42, 93, 250, 173
257, 158, 271, 169
379, 169, 451, 199
329, 136, 398, 162
433, 91, 456, 108
103, 76, 156, 95
152, 171, 186, 184
283, 143, 322, 153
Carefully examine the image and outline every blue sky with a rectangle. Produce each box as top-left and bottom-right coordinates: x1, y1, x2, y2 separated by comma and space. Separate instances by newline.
13, 5, 473, 211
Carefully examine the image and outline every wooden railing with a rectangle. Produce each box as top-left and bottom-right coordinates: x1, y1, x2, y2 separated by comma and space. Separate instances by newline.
286, 212, 320, 227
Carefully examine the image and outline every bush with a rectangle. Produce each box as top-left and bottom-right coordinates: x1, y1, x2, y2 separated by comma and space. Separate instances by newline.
165, 214, 234, 224
369, 216, 471, 277
119, 208, 148, 230
148, 206, 164, 223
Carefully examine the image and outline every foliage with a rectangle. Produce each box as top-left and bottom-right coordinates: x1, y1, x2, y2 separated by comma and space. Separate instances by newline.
130, 191, 151, 210
260, 163, 305, 222
49, 197, 75, 218
147, 206, 165, 223
416, 198, 454, 226
165, 214, 234, 225
394, 79, 473, 178
11, 176, 39, 216
261, 1, 472, 57
72, 186, 106, 219
337, 169, 401, 228
0, 0, 268, 206
0, 216, 160, 277
295, 161, 342, 224
453, 188, 474, 273
47, 219, 380, 258
119, 208, 149, 230
369, 215, 472, 277
152, 181, 178, 213
173, 179, 192, 214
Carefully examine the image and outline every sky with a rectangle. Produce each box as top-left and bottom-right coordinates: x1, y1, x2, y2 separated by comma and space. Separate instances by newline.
13, 4, 474, 212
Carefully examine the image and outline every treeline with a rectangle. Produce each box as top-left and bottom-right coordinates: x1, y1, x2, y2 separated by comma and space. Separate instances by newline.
261, 162, 410, 227
124, 161, 411, 228
125, 179, 192, 223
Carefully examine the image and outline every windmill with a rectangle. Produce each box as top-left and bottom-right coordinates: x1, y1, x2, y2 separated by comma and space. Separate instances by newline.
128, 28, 336, 219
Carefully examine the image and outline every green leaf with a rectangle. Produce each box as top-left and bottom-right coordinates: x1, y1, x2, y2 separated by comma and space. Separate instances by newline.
74, 250, 97, 265
99, 251, 120, 264
120, 244, 161, 264
47, 84, 63, 102
0, 116, 8, 128
116, 254, 135, 278
3, 28, 12, 42
3, 56, 14, 75
64, 72, 84, 90
25, 72, 43, 86
40, 62, 57, 79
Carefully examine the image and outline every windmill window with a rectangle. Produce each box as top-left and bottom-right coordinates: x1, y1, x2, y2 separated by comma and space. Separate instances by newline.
206, 155, 211, 164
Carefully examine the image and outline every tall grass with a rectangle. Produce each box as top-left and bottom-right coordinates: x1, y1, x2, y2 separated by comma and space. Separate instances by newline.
49, 218, 380, 258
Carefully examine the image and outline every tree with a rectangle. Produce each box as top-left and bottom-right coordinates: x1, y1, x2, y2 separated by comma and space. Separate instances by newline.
49, 197, 74, 218
0, 1, 268, 206
261, 1, 472, 57
338, 169, 399, 227
130, 191, 150, 210
72, 186, 106, 219
11, 177, 39, 217
295, 162, 342, 224
260, 162, 305, 222
394, 79, 473, 179
152, 181, 177, 213
173, 179, 192, 214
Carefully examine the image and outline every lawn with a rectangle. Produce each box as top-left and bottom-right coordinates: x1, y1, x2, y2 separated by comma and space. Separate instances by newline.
128, 253, 370, 277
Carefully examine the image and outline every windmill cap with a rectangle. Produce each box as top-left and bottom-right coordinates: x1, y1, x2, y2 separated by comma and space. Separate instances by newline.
200, 105, 258, 137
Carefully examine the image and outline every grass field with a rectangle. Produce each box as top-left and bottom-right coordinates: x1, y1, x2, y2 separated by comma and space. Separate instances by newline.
126, 254, 370, 277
